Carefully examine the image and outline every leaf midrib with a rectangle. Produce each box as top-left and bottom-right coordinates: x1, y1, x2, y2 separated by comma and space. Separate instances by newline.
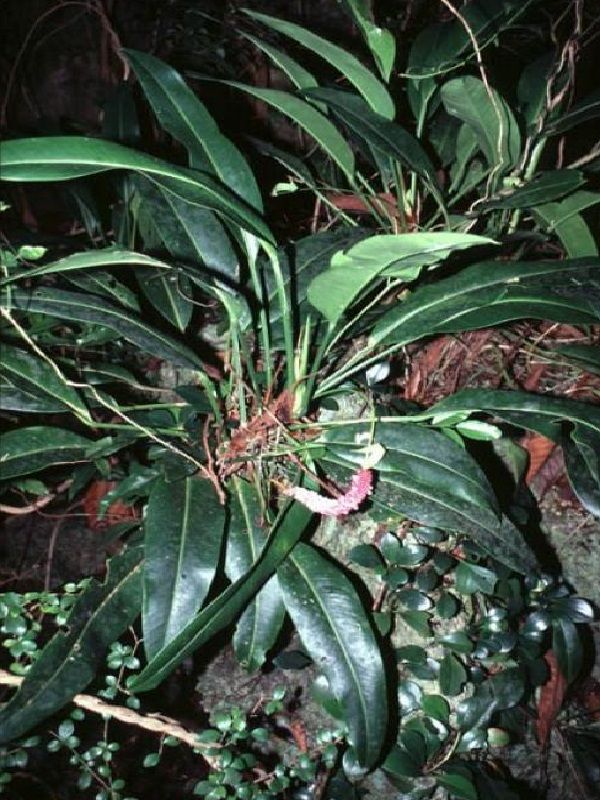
287, 550, 375, 760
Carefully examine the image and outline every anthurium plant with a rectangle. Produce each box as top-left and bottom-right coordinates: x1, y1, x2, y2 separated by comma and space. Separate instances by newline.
0, 1, 598, 797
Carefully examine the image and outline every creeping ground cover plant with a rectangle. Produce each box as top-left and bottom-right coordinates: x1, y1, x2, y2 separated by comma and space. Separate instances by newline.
0, 0, 599, 797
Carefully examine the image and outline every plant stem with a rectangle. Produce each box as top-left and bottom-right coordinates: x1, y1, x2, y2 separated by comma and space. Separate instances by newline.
263, 242, 295, 388
245, 235, 273, 390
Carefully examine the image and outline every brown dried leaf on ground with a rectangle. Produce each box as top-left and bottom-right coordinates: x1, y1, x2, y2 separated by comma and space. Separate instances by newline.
535, 650, 567, 749
82, 480, 138, 531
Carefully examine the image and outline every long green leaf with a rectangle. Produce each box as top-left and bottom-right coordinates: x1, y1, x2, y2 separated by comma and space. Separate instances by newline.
534, 190, 600, 228
372, 257, 599, 349
278, 543, 387, 767
321, 422, 536, 573
0, 137, 272, 243
219, 83, 355, 180
129, 498, 311, 692
306, 88, 438, 185
64, 271, 140, 311
136, 267, 193, 332
0, 344, 91, 422
241, 33, 318, 91
0, 427, 92, 480
426, 389, 600, 446
425, 389, 600, 518
321, 258, 600, 391
406, 0, 534, 80
135, 176, 238, 280
143, 475, 226, 661
124, 49, 262, 210
0, 374, 67, 414
0, 248, 170, 287
0, 544, 143, 744
517, 52, 560, 133
307, 232, 493, 325
226, 479, 286, 671
552, 618, 583, 683
242, 9, 394, 120
3, 288, 206, 370
440, 77, 521, 176
544, 88, 600, 136
533, 192, 600, 258
242, 227, 369, 341
552, 343, 600, 376
341, 0, 395, 82
480, 170, 585, 210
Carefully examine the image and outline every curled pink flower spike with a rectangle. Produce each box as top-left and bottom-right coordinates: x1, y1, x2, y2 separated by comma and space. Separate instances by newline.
286, 469, 373, 517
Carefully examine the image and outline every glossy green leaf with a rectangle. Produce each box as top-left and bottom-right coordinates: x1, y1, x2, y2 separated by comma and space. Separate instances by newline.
143, 476, 225, 661
226, 479, 286, 671
322, 258, 600, 392
248, 136, 316, 188
438, 631, 473, 654
349, 544, 385, 570
533, 192, 600, 257
553, 618, 583, 684
370, 257, 600, 353
278, 542, 387, 768
0, 137, 272, 243
64, 270, 140, 311
341, 0, 395, 82
421, 694, 450, 723
401, 610, 432, 638
307, 232, 493, 325
0, 373, 66, 413
448, 123, 481, 195
0, 544, 143, 743
541, 189, 600, 224
102, 81, 140, 144
482, 170, 585, 210
0, 426, 92, 480
545, 88, 600, 136
437, 772, 477, 800
306, 88, 438, 187
455, 562, 497, 595
135, 176, 238, 280
218, 82, 354, 180
455, 668, 524, 731
436, 592, 460, 619
0, 248, 170, 287
406, 0, 533, 80
517, 52, 559, 133
242, 227, 368, 337
3, 288, 206, 370
552, 343, 600, 375
241, 33, 318, 92
439, 653, 467, 696
383, 744, 422, 778
440, 77, 521, 176
124, 49, 261, 209
242, 9, 394, 119
427, 389, 600, 444
321, 422, 537, 573
0, 344, 90, 421
425, 389, 600, 518
130, 498, 311, 692
136, 267, 192, 332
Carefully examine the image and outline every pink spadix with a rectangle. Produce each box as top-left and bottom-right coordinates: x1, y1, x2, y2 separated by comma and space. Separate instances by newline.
285, 469, 373, 517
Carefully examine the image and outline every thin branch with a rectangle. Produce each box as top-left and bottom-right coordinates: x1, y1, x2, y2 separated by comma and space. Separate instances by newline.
0, 480, 72, 516
0, 669, 219, 761
438, 0, 506, 197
